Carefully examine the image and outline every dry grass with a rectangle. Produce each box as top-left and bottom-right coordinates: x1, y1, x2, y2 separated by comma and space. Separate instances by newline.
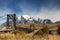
0, 23, 60, 40
0, 31, 60, 40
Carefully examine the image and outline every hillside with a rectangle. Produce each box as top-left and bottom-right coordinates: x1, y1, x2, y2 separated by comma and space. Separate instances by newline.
0, 23, 60, 40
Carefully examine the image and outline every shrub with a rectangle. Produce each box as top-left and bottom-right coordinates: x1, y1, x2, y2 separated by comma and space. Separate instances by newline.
35, 24, 49, 37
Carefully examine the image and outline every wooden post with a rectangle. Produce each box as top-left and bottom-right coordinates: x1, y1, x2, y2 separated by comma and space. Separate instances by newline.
13, 14, 16, 30
7, 14, 10, 29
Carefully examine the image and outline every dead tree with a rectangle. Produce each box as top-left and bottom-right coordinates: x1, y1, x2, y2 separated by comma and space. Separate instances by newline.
13, 14, 16, 30
7, 14, 16, 30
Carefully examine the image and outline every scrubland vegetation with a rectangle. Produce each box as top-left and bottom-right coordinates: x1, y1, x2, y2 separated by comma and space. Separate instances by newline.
0, 31, 60, 40
0, 24, 60, 40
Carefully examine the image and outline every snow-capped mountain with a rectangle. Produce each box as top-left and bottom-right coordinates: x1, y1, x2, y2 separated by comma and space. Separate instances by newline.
20, 15, 52, 24
22, 15, 30, 20
1, 15, 53, 26
21, 15, 34, 24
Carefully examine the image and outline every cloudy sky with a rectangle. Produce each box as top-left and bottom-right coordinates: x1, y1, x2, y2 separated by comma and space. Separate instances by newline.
0, 0, 60, 25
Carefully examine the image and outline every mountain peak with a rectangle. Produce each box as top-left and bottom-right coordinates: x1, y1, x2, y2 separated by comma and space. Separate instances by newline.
22, 15, 30, 20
